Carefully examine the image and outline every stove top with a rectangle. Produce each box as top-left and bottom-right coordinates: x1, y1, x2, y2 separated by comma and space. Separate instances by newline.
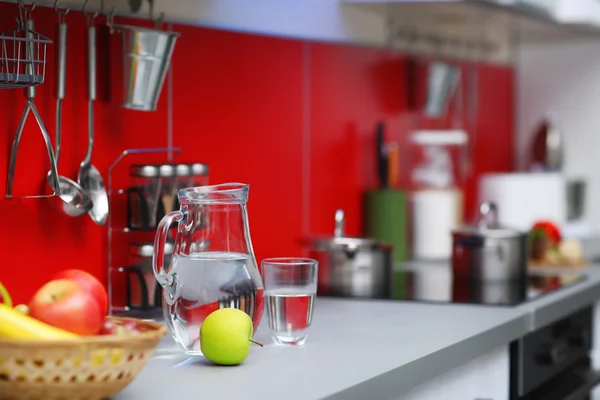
325, 263, 588, 307
398, 269, 585, 306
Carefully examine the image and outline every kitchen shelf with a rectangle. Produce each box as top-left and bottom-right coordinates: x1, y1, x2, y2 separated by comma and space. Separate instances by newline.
342, 0, 600, 61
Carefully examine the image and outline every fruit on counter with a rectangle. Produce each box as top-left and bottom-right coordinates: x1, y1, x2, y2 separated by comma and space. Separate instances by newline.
531, 220, 562, 244
530, 220, 562, 261
559, 239, 584, 263
14, 304, 29, 315
53, 269, 108, 315
28, 279, 104, 336
0, 281, 13, 308
200, 308, 263, 366
544, 248, 561, 264
0, 304, 77, 340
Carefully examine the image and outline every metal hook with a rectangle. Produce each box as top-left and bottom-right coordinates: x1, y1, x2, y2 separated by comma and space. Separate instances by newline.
54, 0, 69, 23
83, 0, 98, 24
22, 1, 36, 21
107, 5, 116, 34
154, 12, 165, 29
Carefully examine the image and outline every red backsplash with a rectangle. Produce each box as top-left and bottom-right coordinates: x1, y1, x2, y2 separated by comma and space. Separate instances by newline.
0, 5, 514, 304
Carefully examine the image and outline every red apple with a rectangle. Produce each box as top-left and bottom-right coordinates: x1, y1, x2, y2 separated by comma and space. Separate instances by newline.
53, 269, 108, 315
29, 279, 104, 336
99, 319, 118, 335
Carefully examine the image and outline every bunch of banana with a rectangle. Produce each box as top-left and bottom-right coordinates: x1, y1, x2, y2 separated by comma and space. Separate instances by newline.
0, 281, 12, 308
0, 304, 77, 340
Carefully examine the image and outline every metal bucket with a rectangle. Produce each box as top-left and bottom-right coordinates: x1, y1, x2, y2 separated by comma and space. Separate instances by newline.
117, 24, 179, 111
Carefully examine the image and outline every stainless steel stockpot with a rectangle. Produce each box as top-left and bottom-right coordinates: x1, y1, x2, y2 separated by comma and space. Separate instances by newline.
305, 209, 394, 298
452, 202, 527, 281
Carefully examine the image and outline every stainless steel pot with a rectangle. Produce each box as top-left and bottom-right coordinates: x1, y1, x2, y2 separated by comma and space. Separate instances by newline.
305, 209, 394, 298
452, 202, 527, 281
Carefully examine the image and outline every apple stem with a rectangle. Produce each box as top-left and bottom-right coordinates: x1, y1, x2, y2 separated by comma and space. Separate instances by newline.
249, 339, 264, 347
51, 294, 57, 302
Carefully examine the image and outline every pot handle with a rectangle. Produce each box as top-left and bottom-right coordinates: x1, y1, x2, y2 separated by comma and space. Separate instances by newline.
153, 210, 183, 295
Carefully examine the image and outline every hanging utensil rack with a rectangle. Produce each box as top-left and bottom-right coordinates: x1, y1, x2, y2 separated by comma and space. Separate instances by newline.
0, 0, 52, 88
4, 1, 61, 199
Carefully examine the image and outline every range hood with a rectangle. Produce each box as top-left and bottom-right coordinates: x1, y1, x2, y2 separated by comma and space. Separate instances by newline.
342, 0, 600, 63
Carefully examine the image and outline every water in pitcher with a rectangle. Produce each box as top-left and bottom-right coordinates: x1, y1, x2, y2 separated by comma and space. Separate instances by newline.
163, 252, 264, 355
265, 288, 315, 345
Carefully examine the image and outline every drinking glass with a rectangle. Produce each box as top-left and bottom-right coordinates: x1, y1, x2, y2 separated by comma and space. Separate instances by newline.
261, 258, 318, 345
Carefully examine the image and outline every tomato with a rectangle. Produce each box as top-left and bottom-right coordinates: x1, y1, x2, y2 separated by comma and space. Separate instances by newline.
531, 220, 561, 244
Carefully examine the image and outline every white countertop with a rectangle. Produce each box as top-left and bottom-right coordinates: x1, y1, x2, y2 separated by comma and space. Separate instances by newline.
116, 266, 600, 400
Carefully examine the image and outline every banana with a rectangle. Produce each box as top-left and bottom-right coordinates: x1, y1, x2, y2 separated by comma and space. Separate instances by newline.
0, 281, 12, 308
0, 304, 77, 340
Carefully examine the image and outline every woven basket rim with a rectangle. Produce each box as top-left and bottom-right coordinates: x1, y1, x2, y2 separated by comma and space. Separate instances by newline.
0, 316, 168, 349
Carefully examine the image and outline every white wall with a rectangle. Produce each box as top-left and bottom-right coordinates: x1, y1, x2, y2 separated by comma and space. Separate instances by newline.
517, 40, 600, 229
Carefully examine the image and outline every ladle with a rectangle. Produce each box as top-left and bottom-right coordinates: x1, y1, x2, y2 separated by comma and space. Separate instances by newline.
77, 3, 109, 226
47, 2, 93, 216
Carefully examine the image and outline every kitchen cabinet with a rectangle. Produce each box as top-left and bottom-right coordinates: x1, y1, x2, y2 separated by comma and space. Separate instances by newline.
402, 345, 509, 400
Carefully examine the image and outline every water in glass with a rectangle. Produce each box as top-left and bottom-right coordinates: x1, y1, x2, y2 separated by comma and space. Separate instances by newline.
262, 258, 318, 345
266, 288, 315, 345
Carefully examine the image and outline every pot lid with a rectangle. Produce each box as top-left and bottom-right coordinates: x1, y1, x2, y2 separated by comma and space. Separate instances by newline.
308, 209, 380, 250
453, 201, 524, 238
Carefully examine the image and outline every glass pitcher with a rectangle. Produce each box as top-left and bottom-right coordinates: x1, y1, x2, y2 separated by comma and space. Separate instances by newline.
153, 183, 264, 355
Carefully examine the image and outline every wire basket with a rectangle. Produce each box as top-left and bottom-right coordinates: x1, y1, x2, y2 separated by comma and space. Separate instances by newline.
0, 22, 52, 89
0, 317, 168, 400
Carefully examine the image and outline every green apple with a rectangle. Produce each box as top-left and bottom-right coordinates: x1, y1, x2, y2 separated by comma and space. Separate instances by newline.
200, 308, 261, 365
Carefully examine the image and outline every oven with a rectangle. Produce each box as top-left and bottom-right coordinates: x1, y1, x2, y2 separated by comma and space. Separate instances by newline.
510, 306, 600, 400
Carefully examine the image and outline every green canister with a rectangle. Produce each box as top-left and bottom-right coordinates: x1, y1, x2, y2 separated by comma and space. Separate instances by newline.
364, 189, 408, 264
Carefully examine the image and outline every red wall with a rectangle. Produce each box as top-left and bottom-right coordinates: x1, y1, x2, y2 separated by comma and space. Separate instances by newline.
0, 5, 514, 305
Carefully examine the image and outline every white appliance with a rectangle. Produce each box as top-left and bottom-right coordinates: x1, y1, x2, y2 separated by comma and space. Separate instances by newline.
478, 173, 567, 231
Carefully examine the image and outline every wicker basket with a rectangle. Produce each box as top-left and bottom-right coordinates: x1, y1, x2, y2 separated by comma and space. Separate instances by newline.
0, 317, 168, 400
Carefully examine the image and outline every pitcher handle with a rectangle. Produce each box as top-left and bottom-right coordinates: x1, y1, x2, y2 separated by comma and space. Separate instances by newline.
153, 210, 183, 293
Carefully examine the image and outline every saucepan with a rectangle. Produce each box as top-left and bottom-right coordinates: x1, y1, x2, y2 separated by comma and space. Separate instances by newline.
302, 209, 394, 298
452, 201, 528, 282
